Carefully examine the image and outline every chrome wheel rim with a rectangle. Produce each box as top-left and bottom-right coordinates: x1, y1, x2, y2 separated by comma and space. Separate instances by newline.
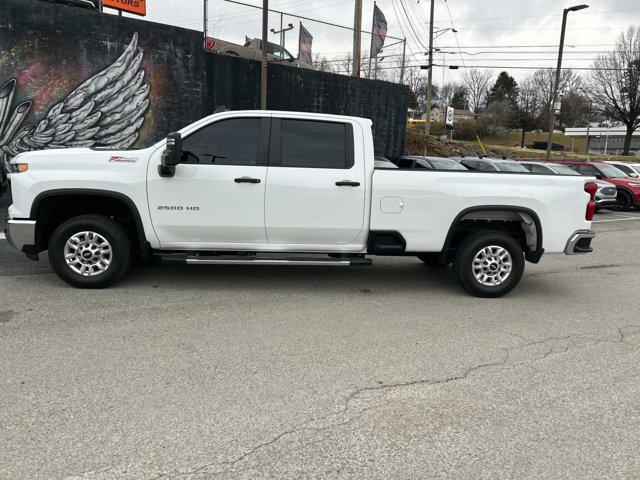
64, 231, 112, 277
472, 246, 512, 287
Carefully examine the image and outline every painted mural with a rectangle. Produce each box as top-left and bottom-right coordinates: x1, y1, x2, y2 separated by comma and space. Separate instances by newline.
0, 33, 149, 171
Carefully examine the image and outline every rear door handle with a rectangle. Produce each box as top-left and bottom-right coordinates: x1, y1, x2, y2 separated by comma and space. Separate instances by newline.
335, 181, 360, 187
234, 177, 261, 184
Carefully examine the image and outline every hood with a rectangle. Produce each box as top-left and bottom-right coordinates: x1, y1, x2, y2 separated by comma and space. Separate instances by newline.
594, 179, 615, 188
11, 147, 153, 171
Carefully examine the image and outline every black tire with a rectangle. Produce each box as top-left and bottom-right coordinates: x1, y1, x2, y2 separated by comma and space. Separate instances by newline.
48, 215, 132, 289
453, 231, 525, 298
417, 253, 447, 267
616, 190, 633, 212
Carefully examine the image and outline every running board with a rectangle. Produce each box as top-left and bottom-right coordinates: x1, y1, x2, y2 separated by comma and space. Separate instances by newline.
176, 255, 372, 267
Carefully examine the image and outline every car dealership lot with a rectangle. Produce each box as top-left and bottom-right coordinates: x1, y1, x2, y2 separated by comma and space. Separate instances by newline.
1, 196, 640, 479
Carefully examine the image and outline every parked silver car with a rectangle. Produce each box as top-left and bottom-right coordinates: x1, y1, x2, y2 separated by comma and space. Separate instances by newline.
454, 157, 529, 173
519, 161, 618, 210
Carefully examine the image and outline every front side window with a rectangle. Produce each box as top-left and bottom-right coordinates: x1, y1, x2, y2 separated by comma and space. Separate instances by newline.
181, 118, 262, 166
281, 120, 350, 169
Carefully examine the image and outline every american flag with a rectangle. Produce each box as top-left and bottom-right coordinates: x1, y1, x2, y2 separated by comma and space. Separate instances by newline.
298, 23, 313, 65
370, 3, 388, 59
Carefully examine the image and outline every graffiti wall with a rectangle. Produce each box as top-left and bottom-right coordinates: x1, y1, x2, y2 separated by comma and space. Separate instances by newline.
0, 0, 207, 163
1, 0, 409, 160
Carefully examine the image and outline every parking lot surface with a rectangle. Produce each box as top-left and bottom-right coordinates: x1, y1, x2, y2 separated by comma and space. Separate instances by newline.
1, 195, 640, 479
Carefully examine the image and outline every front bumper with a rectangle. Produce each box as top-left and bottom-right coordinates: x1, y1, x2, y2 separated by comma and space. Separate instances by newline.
4, 217, 37, 253
595, 197, 617, 209
564, 229, 596, 255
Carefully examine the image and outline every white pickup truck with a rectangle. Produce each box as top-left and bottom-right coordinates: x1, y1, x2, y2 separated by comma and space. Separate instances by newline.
5, 110, 597, 297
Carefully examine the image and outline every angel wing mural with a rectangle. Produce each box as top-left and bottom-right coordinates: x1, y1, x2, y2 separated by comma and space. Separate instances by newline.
0, 33, 150, 171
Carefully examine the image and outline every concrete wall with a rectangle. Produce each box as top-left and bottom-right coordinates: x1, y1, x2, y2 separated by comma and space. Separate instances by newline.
0, 0, 409, 158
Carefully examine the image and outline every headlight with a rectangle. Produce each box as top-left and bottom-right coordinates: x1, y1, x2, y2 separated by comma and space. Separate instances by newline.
9, 163, 28, 173
629, 183, 640, 188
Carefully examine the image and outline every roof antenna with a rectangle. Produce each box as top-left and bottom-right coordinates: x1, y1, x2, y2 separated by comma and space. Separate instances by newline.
214, 105, 231, 113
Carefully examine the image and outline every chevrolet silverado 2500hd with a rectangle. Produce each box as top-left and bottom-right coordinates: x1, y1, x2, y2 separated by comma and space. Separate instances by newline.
5, 111, 597, 297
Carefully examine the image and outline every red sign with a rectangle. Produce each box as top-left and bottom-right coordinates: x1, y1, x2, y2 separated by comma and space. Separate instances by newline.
103, 0, 146, 16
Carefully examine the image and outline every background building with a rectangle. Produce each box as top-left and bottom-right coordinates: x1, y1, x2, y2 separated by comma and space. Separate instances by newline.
565, 126, 640, 157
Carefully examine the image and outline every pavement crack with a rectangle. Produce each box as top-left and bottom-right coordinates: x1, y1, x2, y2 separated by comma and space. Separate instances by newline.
178, 325, 640, 478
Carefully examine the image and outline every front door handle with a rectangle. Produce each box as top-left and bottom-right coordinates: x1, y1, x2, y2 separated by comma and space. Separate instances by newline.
234, 177, 261, 184
335, 180, 360, 187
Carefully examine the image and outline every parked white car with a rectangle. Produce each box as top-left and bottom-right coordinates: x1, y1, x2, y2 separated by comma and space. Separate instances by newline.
5, 111, 597, 297
604, 161, 640, 178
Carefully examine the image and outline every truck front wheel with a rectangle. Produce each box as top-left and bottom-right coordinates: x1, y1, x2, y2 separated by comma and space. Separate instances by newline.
453, 231, 525, 298
48, 215, 132, 289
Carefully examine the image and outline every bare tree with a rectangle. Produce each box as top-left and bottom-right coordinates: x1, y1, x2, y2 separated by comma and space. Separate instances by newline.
533, 68, 582, 128
462, 68, 493, 112
587, 26, 640, 155
511, 74, 543, 148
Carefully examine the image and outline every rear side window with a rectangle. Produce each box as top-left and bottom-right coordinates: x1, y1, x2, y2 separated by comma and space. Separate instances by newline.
280, 120, 351, 169
531, 164, 552, 174
576, 164, 598, 176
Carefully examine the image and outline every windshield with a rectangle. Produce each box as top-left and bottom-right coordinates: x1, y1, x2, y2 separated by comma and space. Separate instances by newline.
429, 159, 467, 170
598, 164, 628, 178
496, 162, 529, 173
548, 164, 580, 175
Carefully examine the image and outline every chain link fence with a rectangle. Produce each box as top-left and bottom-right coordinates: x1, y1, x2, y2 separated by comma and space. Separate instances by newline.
204, 0, 407, 82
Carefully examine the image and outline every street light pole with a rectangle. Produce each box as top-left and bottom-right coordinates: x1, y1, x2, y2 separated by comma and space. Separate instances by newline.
353, 0, 362, 77
545, 4, 588, 161
423, 0, 435, 155
261, 0, 269, 110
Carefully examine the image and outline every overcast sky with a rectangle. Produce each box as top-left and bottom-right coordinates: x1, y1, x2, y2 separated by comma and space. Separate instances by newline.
108, 0, 640, 84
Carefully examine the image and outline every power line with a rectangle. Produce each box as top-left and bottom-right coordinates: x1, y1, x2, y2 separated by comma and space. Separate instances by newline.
443, 0, 465, 69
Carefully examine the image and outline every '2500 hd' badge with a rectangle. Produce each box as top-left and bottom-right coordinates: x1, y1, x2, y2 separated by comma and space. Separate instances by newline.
158, 206, 200, 211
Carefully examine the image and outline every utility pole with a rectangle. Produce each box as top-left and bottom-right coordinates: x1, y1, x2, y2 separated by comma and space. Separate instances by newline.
353, 0, 362, 77
399, 39, 406, 84
203, 0, 208, 50
423, 0, 435, 155
261, 0, 269, 109
545, 4, 588, 161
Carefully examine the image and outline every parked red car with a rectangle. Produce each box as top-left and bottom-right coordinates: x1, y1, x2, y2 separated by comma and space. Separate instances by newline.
550, 161, 640, 211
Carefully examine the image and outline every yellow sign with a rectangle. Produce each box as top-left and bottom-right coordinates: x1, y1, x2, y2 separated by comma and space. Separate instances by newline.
103, 0, 146, 16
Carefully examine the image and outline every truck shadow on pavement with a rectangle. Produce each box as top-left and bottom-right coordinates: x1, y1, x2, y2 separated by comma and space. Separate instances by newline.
120, 260, 563, 299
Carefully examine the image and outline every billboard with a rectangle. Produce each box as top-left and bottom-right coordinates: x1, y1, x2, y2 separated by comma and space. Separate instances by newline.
103, 0, 146, 16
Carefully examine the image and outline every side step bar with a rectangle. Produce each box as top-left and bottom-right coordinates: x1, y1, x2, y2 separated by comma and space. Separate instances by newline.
164, 254, 372, 267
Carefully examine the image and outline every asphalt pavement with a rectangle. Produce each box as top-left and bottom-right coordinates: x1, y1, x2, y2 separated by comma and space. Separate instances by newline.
1, 194, 640, 479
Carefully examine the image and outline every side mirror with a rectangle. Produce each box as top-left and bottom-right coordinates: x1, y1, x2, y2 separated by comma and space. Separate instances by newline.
595, 174, 603, 180
630, 172, 639, 178
158, 132, 182, 178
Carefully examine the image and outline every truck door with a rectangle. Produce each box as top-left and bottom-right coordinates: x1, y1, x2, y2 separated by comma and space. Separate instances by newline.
147, 117, 269, 247
264, 118, 366, 246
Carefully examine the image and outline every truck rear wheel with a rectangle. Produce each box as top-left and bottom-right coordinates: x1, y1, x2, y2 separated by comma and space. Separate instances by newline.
453, 231, 525, 298
48, 215, 132, 289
